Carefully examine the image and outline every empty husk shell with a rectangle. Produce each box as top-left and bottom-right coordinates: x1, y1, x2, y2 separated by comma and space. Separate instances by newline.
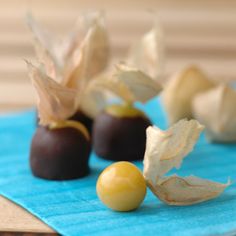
193, 84, 236, 142
162, 66, 215, 125
128, 21, 165, 83
143, 119, 229, 205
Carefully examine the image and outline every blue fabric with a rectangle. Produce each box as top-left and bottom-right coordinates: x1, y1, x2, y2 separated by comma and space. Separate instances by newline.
0, 98, 236, 236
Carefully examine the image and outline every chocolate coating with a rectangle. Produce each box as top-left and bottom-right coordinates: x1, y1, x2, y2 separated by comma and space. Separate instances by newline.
35, 110, 93, 133
30, 126, 91, 180
69, 110, 93, 133
92, 111, 151, 161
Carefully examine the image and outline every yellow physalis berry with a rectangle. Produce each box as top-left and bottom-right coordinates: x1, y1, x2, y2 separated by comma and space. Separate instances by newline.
96, 161, 147, 212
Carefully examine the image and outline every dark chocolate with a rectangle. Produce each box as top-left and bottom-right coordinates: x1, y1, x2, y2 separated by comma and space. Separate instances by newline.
36, 110, 93, 134
35, 110, 93, 133
30, 126, 91, 180
69, 110, 93, 133
92, 111, 151, 161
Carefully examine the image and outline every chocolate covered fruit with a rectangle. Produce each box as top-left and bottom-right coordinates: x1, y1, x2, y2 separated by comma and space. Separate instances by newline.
36, 110, 93, 134
30, 121, 91, 180
69, 110, 93, 134
92, 104, 151, 161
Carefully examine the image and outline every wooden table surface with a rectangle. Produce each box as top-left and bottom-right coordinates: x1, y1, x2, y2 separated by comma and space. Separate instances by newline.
0, 0, 236, 234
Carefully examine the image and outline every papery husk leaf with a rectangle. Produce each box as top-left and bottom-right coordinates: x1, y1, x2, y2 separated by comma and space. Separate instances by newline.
82, 12, 109, 79
90, 75, 135, 104
115, 64, 162, 103
27, 13, 84, 79
193, 84, 236, 142
128, 23, 165, 82
91, 64, 162, 104
26, 13, 58, 80
143, 119, 204, 183
63, 12, 109, 89
79, 85, 109, 119
27, 62, 79, 125
147, 175, 230, 206
27, 12, 109, 90
162, 66, 215, 125
143, 119, 229, 205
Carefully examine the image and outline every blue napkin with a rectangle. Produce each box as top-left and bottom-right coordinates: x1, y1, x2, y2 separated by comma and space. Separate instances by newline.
0, 98, 236, 236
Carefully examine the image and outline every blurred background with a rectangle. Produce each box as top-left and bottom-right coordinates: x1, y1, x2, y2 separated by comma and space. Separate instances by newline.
0, 0, 235, 113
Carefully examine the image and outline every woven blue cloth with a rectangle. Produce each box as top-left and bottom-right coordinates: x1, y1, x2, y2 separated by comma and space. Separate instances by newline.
0, 98, 236, 236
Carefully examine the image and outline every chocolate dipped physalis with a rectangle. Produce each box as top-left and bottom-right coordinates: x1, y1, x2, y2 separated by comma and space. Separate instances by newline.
27, 12, 110, 130
93, 103, 151, 161
128, 20, 165, 83
92, 64, 162, 161
193, 84, 236, 143
162, 66, 215, 125
28, 63, 91, 180
143, 119, 230, 206
30, 121, 90, 180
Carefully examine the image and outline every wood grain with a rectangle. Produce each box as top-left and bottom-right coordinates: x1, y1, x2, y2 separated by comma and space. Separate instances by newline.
0, 197, 54, 234
0, 0, 236, 234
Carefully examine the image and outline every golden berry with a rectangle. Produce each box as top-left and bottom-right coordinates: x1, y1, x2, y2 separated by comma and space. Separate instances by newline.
96, 161, 147, 211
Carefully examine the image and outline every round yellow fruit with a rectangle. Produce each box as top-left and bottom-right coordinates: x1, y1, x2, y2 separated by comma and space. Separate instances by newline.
96, 161, 147, 212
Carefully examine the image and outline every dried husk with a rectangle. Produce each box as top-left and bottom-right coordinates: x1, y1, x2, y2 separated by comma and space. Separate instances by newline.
27, 12, 109, 89
62, 12, 110, 89
148, 175, 230, 206
90, 64, 162, 104
79, 84, 109, 119
27, 12, 110, 119
115, 64, 162, 102
193, 84, 236, 142
143, 120, 204, 180
88, 74, 135, 104
28, 62, 79, 125
162, 66, 215, 125
143, 119, 229, 206
128, 22, 165, 82
27, 13, 76, 81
